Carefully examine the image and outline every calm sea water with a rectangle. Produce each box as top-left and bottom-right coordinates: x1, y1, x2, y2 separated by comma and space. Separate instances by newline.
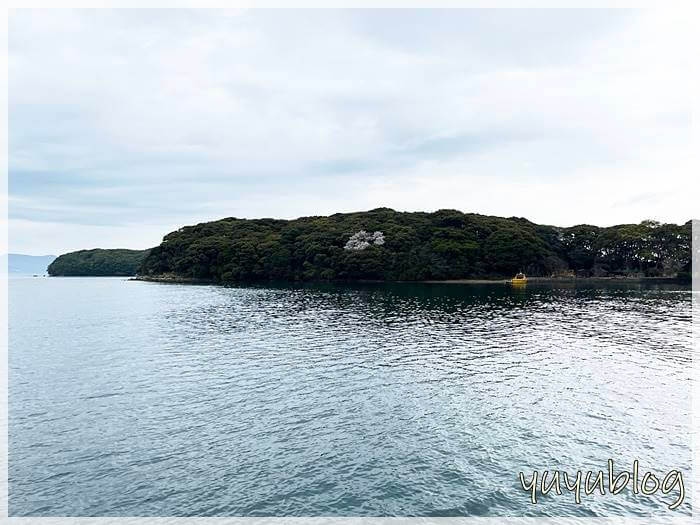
9, 277, 693, 516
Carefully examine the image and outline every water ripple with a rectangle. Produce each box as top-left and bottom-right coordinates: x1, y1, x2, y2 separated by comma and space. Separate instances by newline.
9, 278, 692, 517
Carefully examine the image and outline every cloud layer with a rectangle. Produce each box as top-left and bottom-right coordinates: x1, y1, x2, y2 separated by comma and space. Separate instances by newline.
9, 9, 694, 254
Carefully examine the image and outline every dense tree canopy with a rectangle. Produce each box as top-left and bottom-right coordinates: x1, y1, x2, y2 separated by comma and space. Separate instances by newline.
137, 209, 691, 282
48, 249, 150, 276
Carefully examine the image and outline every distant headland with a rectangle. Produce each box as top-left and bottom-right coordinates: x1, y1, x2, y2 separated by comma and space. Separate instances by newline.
47, 208, 692, 283
47, 248, 150, 277
5, 253, 56, 275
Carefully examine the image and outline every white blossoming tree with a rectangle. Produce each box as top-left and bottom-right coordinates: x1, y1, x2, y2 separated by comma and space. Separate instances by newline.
344, 230, 385, 250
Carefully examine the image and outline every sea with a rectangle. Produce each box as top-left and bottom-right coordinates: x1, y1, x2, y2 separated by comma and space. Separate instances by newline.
8, 276, 693, 516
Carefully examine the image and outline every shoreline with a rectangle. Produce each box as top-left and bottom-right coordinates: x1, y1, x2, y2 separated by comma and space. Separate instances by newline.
421, 276, 684, 284
130, 275, 687, 285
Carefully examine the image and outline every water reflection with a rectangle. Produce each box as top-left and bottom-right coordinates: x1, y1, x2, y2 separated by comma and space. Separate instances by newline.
9, 278, 692, 516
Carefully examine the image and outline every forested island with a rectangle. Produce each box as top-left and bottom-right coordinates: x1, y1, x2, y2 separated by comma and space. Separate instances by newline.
135, 209, 691, 283
48, 248, 150, 276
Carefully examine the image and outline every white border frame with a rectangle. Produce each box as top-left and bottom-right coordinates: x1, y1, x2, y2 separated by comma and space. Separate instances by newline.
1, 2, 697, 523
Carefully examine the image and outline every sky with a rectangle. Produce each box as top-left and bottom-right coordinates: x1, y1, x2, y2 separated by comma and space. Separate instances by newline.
8, 8, 695, 256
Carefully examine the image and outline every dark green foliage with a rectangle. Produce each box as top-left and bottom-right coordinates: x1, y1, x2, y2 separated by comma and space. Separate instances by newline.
561, 224, 601, 272
138, 209, 691, 283
48, 249, 150, 276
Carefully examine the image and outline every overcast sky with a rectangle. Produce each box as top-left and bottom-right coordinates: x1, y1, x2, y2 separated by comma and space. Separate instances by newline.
9, 8, 694, 255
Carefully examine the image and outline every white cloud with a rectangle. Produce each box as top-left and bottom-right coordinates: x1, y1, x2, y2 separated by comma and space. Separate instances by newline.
8, 8, 694, 255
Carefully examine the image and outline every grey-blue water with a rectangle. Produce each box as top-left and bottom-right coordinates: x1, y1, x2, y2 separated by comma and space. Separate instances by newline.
9, 277, 693, 516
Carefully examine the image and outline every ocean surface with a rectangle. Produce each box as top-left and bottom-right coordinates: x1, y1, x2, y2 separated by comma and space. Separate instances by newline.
9, 276, 693, 516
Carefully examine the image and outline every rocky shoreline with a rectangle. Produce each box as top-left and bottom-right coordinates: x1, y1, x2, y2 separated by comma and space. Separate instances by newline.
131, 274, 687, 285
129, 274, 214, 284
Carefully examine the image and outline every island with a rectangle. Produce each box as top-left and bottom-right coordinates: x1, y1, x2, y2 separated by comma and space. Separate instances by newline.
133, 209, 691, 283
48, 249, 151, 277
5, 254, 57, 275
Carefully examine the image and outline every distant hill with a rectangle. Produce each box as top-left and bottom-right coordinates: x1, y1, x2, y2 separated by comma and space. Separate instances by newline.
139, 208, 692, 282
5, 254, 56, 275
48, 249, 150, 277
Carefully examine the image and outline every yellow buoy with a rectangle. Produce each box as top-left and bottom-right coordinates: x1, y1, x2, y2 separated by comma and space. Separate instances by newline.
511, 272, 527, 284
